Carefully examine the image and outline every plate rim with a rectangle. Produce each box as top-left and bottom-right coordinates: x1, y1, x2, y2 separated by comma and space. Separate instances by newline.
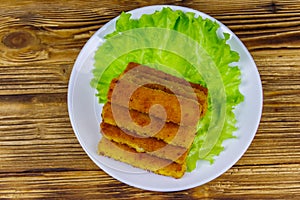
67, 5, 263, 192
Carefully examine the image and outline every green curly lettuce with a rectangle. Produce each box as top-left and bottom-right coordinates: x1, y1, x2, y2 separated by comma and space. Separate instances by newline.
91, 7, 244, 172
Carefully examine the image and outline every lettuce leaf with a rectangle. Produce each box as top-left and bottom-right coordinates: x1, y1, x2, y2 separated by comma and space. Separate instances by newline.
91, 7, 244, 172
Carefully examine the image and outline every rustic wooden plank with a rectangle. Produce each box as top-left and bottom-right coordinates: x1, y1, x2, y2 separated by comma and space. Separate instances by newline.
0, 164, 299, 199
0, 89, 299, 197
0, 94, 99, 173
0, 0, 299, 95
0, 1, 117, 96
0, 89, 298, 171
0, 0, 300, 199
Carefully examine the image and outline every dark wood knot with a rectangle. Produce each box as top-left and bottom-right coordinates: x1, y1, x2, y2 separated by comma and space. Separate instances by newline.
269, 1, 278, 13
2, 31, 35, 49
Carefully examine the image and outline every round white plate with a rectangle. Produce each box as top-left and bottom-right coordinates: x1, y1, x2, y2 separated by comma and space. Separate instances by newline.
68, 5, 263, 192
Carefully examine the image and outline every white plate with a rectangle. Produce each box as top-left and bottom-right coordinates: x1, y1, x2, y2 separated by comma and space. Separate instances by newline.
68, 5, 263, 192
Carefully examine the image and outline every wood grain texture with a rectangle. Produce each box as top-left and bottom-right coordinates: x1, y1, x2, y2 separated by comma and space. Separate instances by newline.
0, 0, 300, 199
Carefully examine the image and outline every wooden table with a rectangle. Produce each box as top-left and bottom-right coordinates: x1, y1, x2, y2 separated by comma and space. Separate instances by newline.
1, 0, 299, 199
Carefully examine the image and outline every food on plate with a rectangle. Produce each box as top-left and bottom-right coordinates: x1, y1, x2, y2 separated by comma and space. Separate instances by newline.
101, 102, 195, 148
99, 138, 186, 179
100, 123, 188, 165
106, 62, 208, 126
98, 62, 208, 178
91, 7, 244, 174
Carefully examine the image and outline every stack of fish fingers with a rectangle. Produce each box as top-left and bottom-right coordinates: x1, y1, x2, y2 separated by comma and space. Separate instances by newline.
98, 62, 208, 178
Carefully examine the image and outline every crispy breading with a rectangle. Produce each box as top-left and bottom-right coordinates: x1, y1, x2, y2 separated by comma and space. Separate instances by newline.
122, 62, 208, 116
100, 122, 188, 164
107, 78, 201, 126
123, 62, 208, 96
98, 62, 209, 179
98, 138, 186, 179
102, 102, 196, 148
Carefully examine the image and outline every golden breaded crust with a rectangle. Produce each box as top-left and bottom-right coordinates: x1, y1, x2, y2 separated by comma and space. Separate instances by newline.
98, 62, 209, 179
102, 102, 196, 148
108, 78, 201, 126
121, 62, 208, 116
98, 138, 186, 179
123, 62, 208, 96
100, 122, 188, 164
